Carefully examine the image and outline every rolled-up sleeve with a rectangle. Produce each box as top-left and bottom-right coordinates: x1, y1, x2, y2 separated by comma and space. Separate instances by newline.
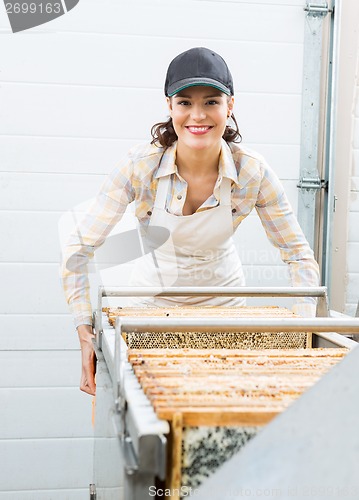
61, 157, 135, 328
255, 161, 320, 316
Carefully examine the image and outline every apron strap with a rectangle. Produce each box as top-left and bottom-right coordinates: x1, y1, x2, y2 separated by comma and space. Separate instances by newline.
153, 175, 170, 209
219, 177, 231, 206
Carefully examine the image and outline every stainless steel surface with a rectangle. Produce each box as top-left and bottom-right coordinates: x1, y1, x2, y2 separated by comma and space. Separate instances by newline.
95, 325, 170, 499
92, 348, 124, 499
312, 330, 356, 349
317, 292, 330, 316
123, 436, 138, 476
124, 406, 168, 481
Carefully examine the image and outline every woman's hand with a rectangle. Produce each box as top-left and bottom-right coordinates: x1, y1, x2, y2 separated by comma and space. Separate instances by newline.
77, 324, 96, 396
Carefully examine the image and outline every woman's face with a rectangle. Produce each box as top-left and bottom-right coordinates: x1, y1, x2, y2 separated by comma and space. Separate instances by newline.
167, 86, 234, 152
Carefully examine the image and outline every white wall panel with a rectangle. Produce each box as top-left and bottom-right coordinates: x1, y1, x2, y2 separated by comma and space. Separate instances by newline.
0, 172, 103, 211
1, 387, 93, 438
247, 144, 300, 180
0, 84, 165, 139
353, 150, 359, 175
1, 84, 301, 147
0, 264, 70, 314
0, 490, 90, 500
0, 350, 80, 387
347, 243, 359, 273
346, 41, 359, 313
348, 213, 359, 242
0, 315, 78, 349
0, 438, 93, 490
349, 191, 359, 212
238, 94, 302, 145
0, 263, 134, 315
194, 0, 304, 4
0, 210, 130, 264
0, 136, 137, 175
0, 1, 304, 43
1, 35, 303, 95
0, 211, 65, 262
346, 273, 359, 304
353, 119, 359, 148
350, 176, 359, 203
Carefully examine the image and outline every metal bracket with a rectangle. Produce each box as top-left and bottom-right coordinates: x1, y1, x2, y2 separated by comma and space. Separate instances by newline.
89, 484, 96, 500
123, 435, 139, 476
114, 317, 126, 437
298, 1, 333, 249
92, 310, 103, 350
304, 2, 332, 16
297, 177, 328, 191
316, 291, 329, 317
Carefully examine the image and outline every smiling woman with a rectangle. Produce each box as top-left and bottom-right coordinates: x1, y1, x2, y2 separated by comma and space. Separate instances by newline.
151, 48, 241, 149
169, 88, 232, 151
61, 46, 320, 396
166, 87, 233, 214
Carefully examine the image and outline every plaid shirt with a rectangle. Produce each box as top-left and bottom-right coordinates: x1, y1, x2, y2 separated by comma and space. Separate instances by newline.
61, 139, 319, 328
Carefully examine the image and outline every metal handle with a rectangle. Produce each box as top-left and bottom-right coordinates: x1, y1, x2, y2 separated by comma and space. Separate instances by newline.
99, 285, 328, 298
117, 317, 359, 334
96, 286, 330, 335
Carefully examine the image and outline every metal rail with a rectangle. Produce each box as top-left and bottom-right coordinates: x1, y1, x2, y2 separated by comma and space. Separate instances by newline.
117, 317, 359, 334
99, 285, 328, 298
95, 286, 330, 345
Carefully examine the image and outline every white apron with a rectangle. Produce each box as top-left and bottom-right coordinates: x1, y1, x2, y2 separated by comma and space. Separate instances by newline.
129, 175, 246, 307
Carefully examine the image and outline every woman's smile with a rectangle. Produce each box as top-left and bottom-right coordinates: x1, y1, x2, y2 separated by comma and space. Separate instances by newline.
185, 125, 213, 135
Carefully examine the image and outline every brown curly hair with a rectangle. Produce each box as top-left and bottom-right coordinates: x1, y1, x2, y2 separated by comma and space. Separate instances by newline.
151, 114, 242, 148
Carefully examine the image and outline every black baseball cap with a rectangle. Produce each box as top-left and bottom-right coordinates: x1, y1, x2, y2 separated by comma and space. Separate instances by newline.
164, 47, 234, 97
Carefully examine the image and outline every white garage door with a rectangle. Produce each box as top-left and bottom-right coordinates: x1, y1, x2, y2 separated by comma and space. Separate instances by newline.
0, 1, 318, 498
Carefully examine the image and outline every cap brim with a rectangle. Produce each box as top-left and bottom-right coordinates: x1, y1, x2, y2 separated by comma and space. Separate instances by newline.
166, 77, 231, 97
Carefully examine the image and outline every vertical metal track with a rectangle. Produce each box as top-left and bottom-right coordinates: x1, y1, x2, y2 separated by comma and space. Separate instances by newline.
322, 0, 340, 292
297, 2, 332, 251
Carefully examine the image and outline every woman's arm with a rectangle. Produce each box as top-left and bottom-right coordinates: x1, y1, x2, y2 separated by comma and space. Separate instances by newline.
255, 160, 320, 316
61, 157, 135, 328
61, 157, 135, 394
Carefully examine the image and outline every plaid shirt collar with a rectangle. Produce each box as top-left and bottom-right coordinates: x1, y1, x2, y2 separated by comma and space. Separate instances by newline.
155, 139, 239, 185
